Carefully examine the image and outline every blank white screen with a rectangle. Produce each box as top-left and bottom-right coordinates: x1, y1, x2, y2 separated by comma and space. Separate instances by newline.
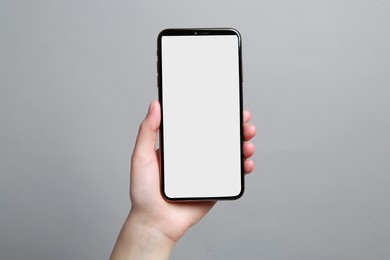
161, 35, 242, 199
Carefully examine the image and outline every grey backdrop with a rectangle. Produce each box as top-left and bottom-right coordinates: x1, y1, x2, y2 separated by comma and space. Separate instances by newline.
1, 1, 389, 259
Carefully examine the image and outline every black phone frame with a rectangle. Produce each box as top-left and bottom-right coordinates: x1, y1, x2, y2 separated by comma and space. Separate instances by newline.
157, 28, 244, 201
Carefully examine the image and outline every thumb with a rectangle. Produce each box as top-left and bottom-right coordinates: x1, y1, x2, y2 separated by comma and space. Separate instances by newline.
132, 100, 161, 163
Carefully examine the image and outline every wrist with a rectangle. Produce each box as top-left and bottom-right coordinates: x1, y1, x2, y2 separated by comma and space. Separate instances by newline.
110, 211, 176, 260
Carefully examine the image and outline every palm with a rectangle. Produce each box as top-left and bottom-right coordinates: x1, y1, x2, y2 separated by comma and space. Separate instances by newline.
130, 149, 215, 242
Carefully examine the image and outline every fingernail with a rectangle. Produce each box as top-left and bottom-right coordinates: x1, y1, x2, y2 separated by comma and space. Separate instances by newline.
147, 100, 155, 116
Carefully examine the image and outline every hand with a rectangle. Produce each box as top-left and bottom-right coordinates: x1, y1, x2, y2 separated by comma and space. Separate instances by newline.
110, 100, 256, 260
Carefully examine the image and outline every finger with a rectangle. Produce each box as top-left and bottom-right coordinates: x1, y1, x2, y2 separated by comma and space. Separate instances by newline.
243, 123, 256, 141
132, 100, 161, 162
244, 159, 254, 174
243, 110, 251, 125
243, 141, 255, 158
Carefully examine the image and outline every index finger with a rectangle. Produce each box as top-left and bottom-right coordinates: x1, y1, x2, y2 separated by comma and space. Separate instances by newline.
243, 110, 251, 125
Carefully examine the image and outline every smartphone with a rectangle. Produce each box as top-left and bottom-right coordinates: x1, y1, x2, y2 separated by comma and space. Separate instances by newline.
157, 28, 244, 201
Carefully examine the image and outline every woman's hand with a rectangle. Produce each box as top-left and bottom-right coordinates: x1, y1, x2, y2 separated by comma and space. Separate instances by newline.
110, 100, 256, 260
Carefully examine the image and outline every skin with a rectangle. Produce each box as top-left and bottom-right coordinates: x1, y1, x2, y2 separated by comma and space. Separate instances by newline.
110, 100, 256, 260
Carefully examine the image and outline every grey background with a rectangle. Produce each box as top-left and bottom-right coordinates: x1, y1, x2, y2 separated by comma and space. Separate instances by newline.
0, 1, 389, 259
